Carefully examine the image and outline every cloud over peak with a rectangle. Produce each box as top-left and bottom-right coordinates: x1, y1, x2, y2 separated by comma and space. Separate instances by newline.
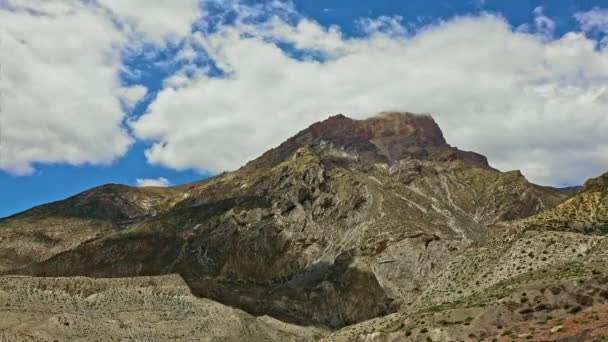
132, 10, 608, 186
2, 1, 608, 187
135, 177, 170, 187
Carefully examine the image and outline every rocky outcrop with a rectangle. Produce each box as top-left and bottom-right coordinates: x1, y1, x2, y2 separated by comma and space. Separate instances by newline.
520, 171, 608, 234
246, 112, 490, 170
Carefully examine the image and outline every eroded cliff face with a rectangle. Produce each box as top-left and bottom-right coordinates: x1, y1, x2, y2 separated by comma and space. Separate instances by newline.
0, 112, 567, 330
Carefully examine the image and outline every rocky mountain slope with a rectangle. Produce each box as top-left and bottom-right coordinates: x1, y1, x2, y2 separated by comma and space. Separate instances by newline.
521, 173, 608, 235
0, 185, 182, 273
327, 171, 608, 341
2, 112, 605, 341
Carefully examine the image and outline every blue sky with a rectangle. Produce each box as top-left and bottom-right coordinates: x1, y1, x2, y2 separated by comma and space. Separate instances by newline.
1, 0, 608, 218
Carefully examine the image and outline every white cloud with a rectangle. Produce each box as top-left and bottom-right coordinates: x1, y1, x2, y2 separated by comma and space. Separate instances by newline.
135, 177, 170, 187
532, 6, 556, 39
575, 7, 608, 33
132, 12, 608, 186
176, 43, 198, 61
118, 85, 148, 109
575, 7, 608, 49
357, 15, 408, 37
0, 0, 203, 175
98, 0, 202, 44
266, 18, 348, 56
3, 0, 607, 187
0, 0, 131, 174
516, 6, 555, 40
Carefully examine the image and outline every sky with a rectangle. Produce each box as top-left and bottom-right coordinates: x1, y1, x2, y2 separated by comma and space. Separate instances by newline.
1, 0, 608, 218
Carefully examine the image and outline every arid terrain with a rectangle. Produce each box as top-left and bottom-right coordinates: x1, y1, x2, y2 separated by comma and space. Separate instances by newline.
0, 275, 324, 341
1, 112, 607, 341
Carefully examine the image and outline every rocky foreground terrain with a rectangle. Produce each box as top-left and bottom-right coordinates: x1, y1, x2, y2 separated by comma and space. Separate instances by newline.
1, 112, 607, 341
0, 275, 324, 341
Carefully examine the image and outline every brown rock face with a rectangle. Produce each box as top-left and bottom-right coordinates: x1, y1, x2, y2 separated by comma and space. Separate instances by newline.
247, 112, 489, 169
354, 112, 448, 148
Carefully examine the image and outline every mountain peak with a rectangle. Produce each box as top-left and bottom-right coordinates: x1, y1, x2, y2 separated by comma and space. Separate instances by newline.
247, 111, 488, 169
353, 111, 449, 149
583, 172, 608, 193
309, 111, 447, 147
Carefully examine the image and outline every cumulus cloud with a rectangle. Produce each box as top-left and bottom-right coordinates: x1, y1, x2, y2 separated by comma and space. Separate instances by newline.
176, 43, 198, 61
3, 0, 607, 187
118, 85, 148, 109
135, 177, 170, 187
98, 0, 202, 44
575, 7, 608, 48
515, 6, 556, 40
357, 15, 408, 37
0, 0, 203, 174
0, 0, 131, 174
575, 7, 608, 33
532, 6, 556, 39
132, 10, 608, 186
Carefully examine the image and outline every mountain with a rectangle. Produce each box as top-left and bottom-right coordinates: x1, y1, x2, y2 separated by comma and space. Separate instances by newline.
2, 112, 605, 341
0, 184, 182, 273
327, 170, 608, 341
521, 173, 608, 234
